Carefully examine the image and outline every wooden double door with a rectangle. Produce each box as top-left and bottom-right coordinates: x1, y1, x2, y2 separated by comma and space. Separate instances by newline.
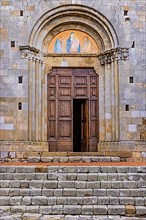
47, 68, 99, 152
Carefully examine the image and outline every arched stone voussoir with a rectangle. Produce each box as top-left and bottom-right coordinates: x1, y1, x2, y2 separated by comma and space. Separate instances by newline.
29, 4, 119, 52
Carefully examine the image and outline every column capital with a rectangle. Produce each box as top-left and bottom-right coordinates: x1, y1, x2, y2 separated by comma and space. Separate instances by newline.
98, 47, 129, 65
20, 45, 44, 63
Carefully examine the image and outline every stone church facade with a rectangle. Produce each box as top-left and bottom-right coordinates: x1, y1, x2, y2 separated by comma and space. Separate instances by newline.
0, 0, 146, 159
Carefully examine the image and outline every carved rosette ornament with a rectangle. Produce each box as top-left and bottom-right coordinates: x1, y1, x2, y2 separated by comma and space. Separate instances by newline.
98, 47, 129, 65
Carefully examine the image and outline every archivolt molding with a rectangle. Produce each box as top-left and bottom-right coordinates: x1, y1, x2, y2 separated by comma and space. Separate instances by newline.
29, 4, 119, 52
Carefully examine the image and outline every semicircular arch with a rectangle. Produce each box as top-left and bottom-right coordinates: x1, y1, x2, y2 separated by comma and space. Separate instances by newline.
29, 4, 119, 53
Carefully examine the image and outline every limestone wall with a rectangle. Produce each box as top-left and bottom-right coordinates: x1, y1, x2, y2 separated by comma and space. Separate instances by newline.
0, 0, 145, 150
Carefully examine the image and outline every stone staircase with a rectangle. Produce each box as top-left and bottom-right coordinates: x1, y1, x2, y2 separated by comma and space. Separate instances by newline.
0, 165, 146, 220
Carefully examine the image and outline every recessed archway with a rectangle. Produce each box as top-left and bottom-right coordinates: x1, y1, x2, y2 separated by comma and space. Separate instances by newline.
20, 4, 129, 150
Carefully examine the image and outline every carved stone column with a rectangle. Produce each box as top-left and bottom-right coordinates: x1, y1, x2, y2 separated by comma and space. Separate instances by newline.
20, 46, 44, 141
98, 47, 129, 142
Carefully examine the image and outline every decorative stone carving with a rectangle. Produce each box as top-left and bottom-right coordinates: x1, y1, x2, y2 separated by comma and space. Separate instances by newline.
19, 46, 44, 63
98, 47, 129, 65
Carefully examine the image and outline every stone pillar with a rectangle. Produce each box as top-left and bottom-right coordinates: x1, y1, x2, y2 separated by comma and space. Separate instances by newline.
114, 58, 119, 141
31, 58, 36, 140
38, 61, 42, 141
28, 58, 33, 141
111, 61, 116, 141
41, 63, 45, 141
35, 59, 39, 141
105, 63, 112, 141
98, 47, 129, 143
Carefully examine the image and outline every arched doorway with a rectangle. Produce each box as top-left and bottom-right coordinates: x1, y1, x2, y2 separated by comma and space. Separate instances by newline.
19, 4, 129, 151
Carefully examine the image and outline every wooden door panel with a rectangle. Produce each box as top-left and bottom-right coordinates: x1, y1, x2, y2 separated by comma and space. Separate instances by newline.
59, 121, 72, 138
48, 100, 56, 117
59, 88, 71, 97
48, 121, 56, 138
47, 68, 99, 152
59, 100, 71, 117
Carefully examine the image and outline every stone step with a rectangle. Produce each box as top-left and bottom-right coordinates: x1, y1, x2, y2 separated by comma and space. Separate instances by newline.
0, 194, 146, 205
0, 165, 145, 217
0, 205, 146, 216
0, 151, 132, 162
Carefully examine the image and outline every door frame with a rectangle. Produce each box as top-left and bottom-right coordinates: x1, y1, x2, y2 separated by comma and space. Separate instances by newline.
47, 67, 99, 152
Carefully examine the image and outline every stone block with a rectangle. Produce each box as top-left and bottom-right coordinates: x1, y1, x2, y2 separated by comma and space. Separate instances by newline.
107, 174, 118, 181
83, 196, 97, 205
75, 181, 86, 189
120, 197, 135, 205
98, 196, 109, 205
124, 181, 137, 188
98, 173, 108, 180
109, 197, 119, 205
25, 206, 39, 213
0, 188, 9, 196
47, 197, 56, 205
0, 180, 10, 188
54, 189, 62, 196
82, 205, 93, 215
66, 173, 77, 181
57, 197, 67, 205
76, 189, 93, 197
93, 205, 107, 214
11, 206, 26, 213
118, 173, 128, 181
75, 166, 89, 173
48, 173, 58, 180
10, 180, 20, 188
42, 189, 54, 197
43, 181, 58, 189
39, 206, 52, 214
30, 189, 42, 196
29, 180, 43, 188
52, 205, 63, 215
129, 189, 141, 197
108, 205, 125, 215
111, 181, 124, 189
25, 173, 35, 180
101, 181, 111, 189
101, 166, 117, 173
117, 167, 129, 173
125, 205, 136, 215
136, 206, 146, 215
86, 181, 100, 189
135, 197, 144, 205
68, 197, 83, 205
119, 189, 129, 197
87, 173, 98, 181
9, 189, 20, 196
10, 196, 22, 205
63, 205, 81, 215
0, 196, 10, 205
58, 181, 75, 188
22, 196, 32, 205
28, 156, 40, 163
62, 167, 75, 173
32, 196, 48, 205
88, 167, 100, 173
94, 189, 106, 196
77, 174, 87, 181
35, 173, 47, 180
20, 181, 29, 188
63, 188, 76, 196
20, 189, 29, 196
107, 189, 119, 197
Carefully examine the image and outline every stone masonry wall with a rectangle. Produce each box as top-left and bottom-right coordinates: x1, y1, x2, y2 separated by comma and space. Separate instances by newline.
0, 0, 146, 148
